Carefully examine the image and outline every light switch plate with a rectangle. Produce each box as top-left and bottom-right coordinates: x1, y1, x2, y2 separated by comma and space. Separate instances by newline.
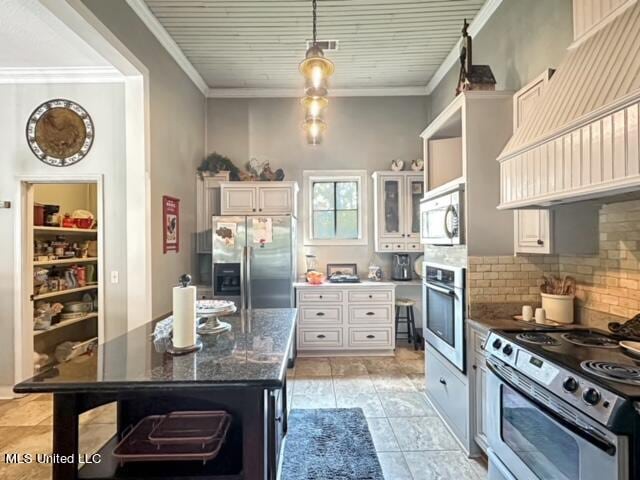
110, 271, 119, 284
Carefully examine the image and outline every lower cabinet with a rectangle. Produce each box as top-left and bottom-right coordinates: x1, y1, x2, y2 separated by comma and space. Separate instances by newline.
295, 284, 396, 354
468, 323, 489, 454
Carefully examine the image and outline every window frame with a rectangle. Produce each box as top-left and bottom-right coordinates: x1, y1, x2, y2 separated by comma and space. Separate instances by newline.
303, 170, 368, 246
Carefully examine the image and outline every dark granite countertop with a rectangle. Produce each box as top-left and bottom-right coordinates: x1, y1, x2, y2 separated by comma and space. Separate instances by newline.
467, 316, 538, 332
15, 308, 297, 394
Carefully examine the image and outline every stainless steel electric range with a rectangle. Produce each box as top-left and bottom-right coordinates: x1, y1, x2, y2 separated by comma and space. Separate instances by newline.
484, 327, 640, 480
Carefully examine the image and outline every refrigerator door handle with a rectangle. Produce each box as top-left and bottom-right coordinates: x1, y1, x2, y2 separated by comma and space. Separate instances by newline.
240, 245, 246, 310
246, 246, 253, 310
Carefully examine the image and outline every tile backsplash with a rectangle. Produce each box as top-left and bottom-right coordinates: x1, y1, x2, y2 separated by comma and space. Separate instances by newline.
469, 199, 640, 327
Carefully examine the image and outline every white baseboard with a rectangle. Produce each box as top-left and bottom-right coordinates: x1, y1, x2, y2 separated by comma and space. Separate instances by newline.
0, 386, 18, 400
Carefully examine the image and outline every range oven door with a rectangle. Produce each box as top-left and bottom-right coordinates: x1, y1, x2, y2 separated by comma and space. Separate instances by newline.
423, 280, 464, 372
486, 364, 628, 480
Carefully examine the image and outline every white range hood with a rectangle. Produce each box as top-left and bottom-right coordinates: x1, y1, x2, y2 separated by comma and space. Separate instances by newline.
498, 0, 640, 209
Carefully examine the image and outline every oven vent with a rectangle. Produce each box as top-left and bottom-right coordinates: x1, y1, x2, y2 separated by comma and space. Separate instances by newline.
306, 40, 339, 51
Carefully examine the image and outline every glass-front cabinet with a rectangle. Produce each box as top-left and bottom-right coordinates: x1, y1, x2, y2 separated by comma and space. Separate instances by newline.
372, 171, 424, 252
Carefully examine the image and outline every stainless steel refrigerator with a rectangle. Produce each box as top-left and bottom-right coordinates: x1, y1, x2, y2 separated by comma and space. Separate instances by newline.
211, 215, 296, 309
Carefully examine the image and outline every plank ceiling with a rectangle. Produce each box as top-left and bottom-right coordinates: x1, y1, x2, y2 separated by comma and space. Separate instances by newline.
143, 0, 486, 90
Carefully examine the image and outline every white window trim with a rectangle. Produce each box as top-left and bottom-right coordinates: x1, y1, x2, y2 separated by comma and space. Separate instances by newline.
303, 170, 368, 246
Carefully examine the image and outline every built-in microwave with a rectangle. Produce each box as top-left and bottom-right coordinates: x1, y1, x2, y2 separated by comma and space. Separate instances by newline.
420, 188, 463, 245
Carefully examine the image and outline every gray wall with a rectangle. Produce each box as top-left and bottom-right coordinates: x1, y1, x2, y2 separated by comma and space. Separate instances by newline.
0, 82, 126, 386
206, 96, 429, 278
429, 0, 573, 119
83, 0, 206, 319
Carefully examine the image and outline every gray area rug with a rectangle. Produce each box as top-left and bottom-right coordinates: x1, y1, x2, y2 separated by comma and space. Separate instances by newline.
281, 408, 384, 480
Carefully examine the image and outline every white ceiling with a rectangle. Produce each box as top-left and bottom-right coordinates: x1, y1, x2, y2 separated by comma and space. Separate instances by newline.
0, 0, 110, 69
143, 0, 487, 91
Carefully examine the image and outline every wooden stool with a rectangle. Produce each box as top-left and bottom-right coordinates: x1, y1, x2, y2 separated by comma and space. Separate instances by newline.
395, 298, 417, 349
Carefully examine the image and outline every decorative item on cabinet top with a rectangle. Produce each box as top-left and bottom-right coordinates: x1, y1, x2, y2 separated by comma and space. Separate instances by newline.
456, 19, 496, 96
198, 153, 286, 182
26, 99, 94, 167
390, 159, 404, 171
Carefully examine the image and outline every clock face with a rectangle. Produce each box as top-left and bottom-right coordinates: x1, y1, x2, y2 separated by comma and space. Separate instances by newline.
26, 99, 94, 167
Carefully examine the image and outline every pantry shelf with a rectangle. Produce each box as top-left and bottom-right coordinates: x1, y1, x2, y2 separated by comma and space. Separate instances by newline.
34, 313, 98, 337
34, 257, 98, 266
32, 284, 98, 301
34, 226, 97, 234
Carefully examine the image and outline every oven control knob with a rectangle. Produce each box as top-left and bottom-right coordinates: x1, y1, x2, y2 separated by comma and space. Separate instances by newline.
502, 344, 513, 356
582, 388, 601, 406
492, 339, 502, 350
562, 377, 579, 393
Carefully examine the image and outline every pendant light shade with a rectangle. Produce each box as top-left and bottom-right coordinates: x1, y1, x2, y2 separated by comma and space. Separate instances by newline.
300, 0, 333, 145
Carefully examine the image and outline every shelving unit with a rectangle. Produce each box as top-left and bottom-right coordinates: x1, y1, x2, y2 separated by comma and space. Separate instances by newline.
30, 182, 100, 374
34, 313, 98, 337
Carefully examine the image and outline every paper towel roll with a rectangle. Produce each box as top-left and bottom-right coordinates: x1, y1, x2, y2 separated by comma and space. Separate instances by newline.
172, 285, 196, 348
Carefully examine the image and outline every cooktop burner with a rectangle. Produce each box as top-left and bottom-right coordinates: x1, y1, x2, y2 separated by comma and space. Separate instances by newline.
515, 332, 560, 345
561, 331, 620, 348
581, 360, 640, 385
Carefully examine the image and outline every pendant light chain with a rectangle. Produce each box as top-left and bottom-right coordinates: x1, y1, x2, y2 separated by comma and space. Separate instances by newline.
312, 0, 317, 45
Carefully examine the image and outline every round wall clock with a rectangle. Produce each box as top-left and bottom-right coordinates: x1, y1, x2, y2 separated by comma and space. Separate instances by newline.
26, 99, 94, 167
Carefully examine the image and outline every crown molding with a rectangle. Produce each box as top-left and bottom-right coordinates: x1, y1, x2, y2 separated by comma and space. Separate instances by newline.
125, 0, 208, 95
425, 0, 503, 95
207, 86, 428, 98
0, 66, 123, 84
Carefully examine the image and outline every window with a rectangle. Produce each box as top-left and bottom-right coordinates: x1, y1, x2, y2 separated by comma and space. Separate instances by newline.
304, 170, 368, 245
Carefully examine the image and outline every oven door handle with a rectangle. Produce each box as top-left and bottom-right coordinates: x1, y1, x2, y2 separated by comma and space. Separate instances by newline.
425, 282, 456, 296
486, 359, 618, 457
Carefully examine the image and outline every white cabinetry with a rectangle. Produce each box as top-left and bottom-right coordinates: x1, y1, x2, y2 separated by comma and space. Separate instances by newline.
295, 283, 395, 354
220, 181, 298, 216
468, 323, 489, 453
511, 70, 599, 255
372, 171, 423, 252
196, 172, 230, 253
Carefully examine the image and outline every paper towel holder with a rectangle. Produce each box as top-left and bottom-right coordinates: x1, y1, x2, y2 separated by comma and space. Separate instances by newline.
178, 273, 192, 287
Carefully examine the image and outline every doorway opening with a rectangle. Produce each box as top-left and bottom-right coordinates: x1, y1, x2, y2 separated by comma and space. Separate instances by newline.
20, 180, 103, 377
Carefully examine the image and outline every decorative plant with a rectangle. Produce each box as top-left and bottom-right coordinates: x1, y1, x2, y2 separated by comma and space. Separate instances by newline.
198, 152, 241, 180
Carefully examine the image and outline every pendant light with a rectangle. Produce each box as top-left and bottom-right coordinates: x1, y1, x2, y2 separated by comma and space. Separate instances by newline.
300, 0, 334, 145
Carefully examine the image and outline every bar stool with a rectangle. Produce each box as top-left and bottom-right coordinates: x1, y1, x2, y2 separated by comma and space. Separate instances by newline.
395, 298, 417, 348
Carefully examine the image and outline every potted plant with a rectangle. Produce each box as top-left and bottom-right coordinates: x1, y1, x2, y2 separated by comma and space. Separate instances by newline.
197, 152, 241, 180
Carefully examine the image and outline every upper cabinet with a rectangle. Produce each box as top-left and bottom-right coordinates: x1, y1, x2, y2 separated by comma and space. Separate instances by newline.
220, 181, 299, 216
372, 171, 423, 252
196, 172, 230, 253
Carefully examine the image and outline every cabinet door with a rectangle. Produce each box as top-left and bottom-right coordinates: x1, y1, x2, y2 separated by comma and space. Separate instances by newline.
379, 176, 404, 239
474, 358, 489, 452
196, 175, 227, 253
222, 186, 257, 214
405, 175, 424, 240
514, 209, 551, 254
258, 186, 292, 214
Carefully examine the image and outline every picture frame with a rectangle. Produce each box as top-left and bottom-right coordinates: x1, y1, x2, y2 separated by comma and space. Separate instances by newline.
163, 195, 180, 253
327, 263, 358, 277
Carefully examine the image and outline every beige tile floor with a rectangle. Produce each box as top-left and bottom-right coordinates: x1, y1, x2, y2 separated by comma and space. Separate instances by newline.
287, 344, 488, 480
0, 345, 487, 480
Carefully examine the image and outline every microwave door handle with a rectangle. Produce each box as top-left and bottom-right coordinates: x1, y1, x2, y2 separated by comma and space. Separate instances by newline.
486, 360, 618, 456
426, 282, 456, 296
444, 205, 455, 239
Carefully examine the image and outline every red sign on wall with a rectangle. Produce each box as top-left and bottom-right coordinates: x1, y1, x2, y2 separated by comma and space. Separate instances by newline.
163, 195, 180, 253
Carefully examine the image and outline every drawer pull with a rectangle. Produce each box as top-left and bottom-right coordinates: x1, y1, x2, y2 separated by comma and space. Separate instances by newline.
319, 295, 323, 299
316, 312, 325, 316
317, 334, 326, 339
366, 312, 375, 316
366, 334, 375, 339
368, 295, 373, 299
439, 377, 447, 385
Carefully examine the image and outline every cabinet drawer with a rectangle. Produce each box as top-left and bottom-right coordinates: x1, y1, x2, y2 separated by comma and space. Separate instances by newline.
426, 347, 468, 442
348, 290, 393, 303
298, 328, 343, 349
407, 243, 421, 251
472, 329, 488, 355
298, 290, 343, 303
299, 306, 342, 325
348, 327, 393, 348
378, 242, 394, 251
392, 243, 406, 251
348, 306, 392, 324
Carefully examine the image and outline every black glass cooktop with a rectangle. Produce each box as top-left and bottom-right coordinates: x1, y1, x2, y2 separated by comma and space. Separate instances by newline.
495, 328, 640, 399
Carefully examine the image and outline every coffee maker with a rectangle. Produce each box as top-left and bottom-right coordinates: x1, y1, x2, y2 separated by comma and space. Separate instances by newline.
391, 254, 412, 281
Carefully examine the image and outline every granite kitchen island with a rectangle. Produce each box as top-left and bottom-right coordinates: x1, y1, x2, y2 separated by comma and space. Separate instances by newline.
14, 308, 297, 480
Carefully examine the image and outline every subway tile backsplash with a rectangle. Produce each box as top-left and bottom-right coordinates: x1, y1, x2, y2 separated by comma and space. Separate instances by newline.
468, 199, 640, 326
